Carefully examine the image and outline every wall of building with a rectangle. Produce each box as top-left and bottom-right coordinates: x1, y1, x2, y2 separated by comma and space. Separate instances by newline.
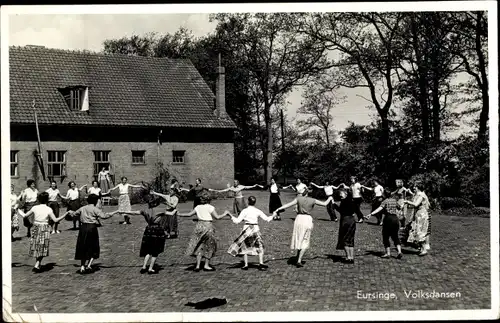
10, 140, 234, 194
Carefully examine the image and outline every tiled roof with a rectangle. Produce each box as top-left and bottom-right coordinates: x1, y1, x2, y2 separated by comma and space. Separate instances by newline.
9, 46, 236, 129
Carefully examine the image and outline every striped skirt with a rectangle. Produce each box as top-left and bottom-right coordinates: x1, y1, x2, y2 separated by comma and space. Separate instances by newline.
291, 214, 313, 250
29, 223, 51, 257
228, 225, 264, 256
233, 197, 247, 215
75, 223, 100, 260
336, 215, 356, 249
185, 221, 217, 259
118, 194, 131, 212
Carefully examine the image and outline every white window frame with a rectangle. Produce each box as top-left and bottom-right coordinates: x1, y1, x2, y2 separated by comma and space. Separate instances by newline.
10, 150, 19, 178
93, 151, 111, 176
47, 150, 67, 177
172, 150, 186, 164
131, 150, 146, 165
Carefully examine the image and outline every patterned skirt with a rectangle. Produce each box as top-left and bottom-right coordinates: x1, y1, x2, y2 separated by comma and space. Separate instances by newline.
233, 197, 247, 215
291, 214, 313, 250
185, 221, 217, 259
75, 223, 100, 260
29, 223, 51, 257
228, 225, 264, 256
269, 193, 282, 214
118, 194, 131, 212
140, 224, 166, 257
11, 209, 19, 231
407, 209, 429, 244
336, 215, 356, 249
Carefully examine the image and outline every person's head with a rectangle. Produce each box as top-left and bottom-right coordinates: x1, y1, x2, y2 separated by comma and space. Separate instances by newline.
395, 179, 404, 188
101, 167, 107, 172
325, 180, 330, 186
248, 196, 257, 206
373, 179, 380, 186
412, 181, 424, 193
296, 178, 302, 184
38, 192, 49, 205
68, 181, 76, 189
350, 176, 357, 184
196, 178, 201, 185
92, 180, 99, 188
87, 194, 99, 206
271, 178, 276, 185
338, 189, 348, 199
234, 179, 240, 187
199, 191, 211, 205
27, 179, 35, 189
121, 177, 128, 184
50, 181, 57, 189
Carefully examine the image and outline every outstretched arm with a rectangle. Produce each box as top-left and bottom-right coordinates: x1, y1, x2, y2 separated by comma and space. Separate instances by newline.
129, 184, 147, 189
361, 185, 373, 191
18, 209, 34, 218
315, 196, 334, 207
365, 206, 384, 220
178, 209, 197, 217
151, 190, 169, 200
311, 183, 324, 189
209, 187, 231, 193
242, 184, 263, 190
78, 184, 88, 191
273, 199, 298, 215
404, 195, 422, 207
212, 209, 230, 220
282, 184, 294, 190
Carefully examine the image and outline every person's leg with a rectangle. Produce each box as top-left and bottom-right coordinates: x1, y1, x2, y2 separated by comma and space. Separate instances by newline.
34, 256, 43, 269
424, 236, 431, 250
348, 247, 355, 260
354, 198, 364, 222
327, 200, 337, 221
87, 258, 95, 268
344, 247, 349, 259
297, 249, 307, 265
382, 227, 391, 258
148, 256, 157, 272
258, 253, 265, 265
124, 215, 131, 224
195, 254, 202, 270
203, 257, 213, 270
80, 259, 86, 272
242, 254, 249, 269
142, 255, 150, 269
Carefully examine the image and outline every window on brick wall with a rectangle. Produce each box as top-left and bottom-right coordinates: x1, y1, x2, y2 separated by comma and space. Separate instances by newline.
10, 150, 19, 177
47, 151, 67, 177
93, 151, 111, 175
172, 150, 185, 164
132, 150, 146, 164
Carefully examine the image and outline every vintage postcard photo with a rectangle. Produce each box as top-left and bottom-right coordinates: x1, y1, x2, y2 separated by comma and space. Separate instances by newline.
1, 2, 498, 322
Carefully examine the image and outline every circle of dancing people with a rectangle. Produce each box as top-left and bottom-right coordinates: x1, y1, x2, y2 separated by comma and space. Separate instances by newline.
11, 175, 432, 274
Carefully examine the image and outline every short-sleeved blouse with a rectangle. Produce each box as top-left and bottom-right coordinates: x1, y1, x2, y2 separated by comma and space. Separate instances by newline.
194, 204, 215, 221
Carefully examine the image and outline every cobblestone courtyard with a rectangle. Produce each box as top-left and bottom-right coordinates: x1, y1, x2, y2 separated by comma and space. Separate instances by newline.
10, 191, 491, 313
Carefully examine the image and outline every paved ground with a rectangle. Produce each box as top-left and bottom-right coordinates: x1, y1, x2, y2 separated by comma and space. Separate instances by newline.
10, 191, 491, 313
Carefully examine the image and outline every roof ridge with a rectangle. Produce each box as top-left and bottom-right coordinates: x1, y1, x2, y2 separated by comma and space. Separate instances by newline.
8, 45, 193, 62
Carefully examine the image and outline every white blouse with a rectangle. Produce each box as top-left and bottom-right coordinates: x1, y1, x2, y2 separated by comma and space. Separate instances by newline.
11, 193, 18, 208
118, 183, 129, 194
296, 183, 307, 194
98, 171, 109, 181
270, 184, 279, 194
194, 204, 215, 221
232, 206, 273, 226
66, 188, 79, 200
374, 185, 384, 197
324, 185, 334, 196
233, 185, 245, 198
46, 188, 60, 202
351, 183, 362, 198
88, 187, 101, 195
23, 188, 38, 203
30, 204, 54, 224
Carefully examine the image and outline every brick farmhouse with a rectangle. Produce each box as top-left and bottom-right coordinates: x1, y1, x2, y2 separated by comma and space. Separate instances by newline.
9, 46, 236, 194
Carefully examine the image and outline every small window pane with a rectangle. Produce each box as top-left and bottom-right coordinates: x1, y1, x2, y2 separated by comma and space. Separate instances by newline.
172, 150, 185, 163
132, 151, 145, 164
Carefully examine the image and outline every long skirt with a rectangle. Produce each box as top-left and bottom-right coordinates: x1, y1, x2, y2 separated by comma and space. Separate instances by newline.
67, 199, 80, 211
269, 193, 283, 214
140, 224, 166, 257
336, 215, 356, 249
75, 223, 100, 260
166, 212, 178, 234
48, 202, 60, 225
407, 209, 429, 244
99, 179, 110, 193
23, 201, 37, 228
118, 194, 131, 212
233, 197, 247, 215
29, 224, 51, 257
185, 221, 217, 259
228, 225, 264, 256
11, 209, 19, 231
291, 214, 313, 250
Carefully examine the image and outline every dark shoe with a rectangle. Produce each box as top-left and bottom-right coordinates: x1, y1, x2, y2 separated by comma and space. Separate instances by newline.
148, 269, 158, 275
241, 266, 249, 271
203, 267, 216, 272
396, 253, 403, 259
140, 268, 148, 274
258, 264, 268, 271
357, 219, 364, 223
32, 267, 41, 273
381, 254, 390, 259
77, 269, 87, 275
193, 268, 201, 272
295, 263, 304, 268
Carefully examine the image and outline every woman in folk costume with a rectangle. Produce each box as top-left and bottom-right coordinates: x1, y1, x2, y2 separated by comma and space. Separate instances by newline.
392, 179, 414, 243
19, 179, 39, 238
365, 190, 404, 259
115, 206, 175, 275
45, 181, 65, 234
70, 194, 116, 274
62, 181, 87, 230
404, 181, 431, 256
107, 177, 147, 225
11, 184, 20, 241
98, 167, 111, 193
273, 188, 333, 268
311, 181, 345, 222
227, 196, 274, 270
17, 192, 70, 273
209, 180, 264, 215
178, 191, 231, 272
151, 189, 180, 239
332, 189, 357, 264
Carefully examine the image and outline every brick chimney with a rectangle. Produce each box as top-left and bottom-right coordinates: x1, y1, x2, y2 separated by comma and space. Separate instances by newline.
215, 53, 227, 119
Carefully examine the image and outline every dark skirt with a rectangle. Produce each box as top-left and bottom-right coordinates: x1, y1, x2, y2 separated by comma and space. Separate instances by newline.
75, 223, 100, 260
336, 215, 356, 249
269, 193, 283, 213
23, 202, 37, 228
48, 201, 60, 225
140, 224, 166, 257
193, 196, 201, 209
166, 212, 178, 235
67, 199, 81, 211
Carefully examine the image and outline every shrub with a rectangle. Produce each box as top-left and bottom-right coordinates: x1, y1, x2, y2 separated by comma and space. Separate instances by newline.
440, 197, 474, 210
442, 207, 490, 218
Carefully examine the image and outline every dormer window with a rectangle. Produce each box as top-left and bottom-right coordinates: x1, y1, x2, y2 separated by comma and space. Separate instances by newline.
58, 86, 89, 111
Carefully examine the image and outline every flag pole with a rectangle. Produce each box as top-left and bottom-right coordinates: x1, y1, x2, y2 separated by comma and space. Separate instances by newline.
33, 99, 46, 180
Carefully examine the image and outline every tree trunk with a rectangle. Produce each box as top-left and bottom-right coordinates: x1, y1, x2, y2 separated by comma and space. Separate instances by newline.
324, 126, 330, 146
380, 113, 390, 147
431, 73, 441, 143
476, 13, 489, 142
265, 101, 273, 184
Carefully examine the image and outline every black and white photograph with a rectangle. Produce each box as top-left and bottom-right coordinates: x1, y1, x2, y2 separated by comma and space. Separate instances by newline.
1, 2, 498, 322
